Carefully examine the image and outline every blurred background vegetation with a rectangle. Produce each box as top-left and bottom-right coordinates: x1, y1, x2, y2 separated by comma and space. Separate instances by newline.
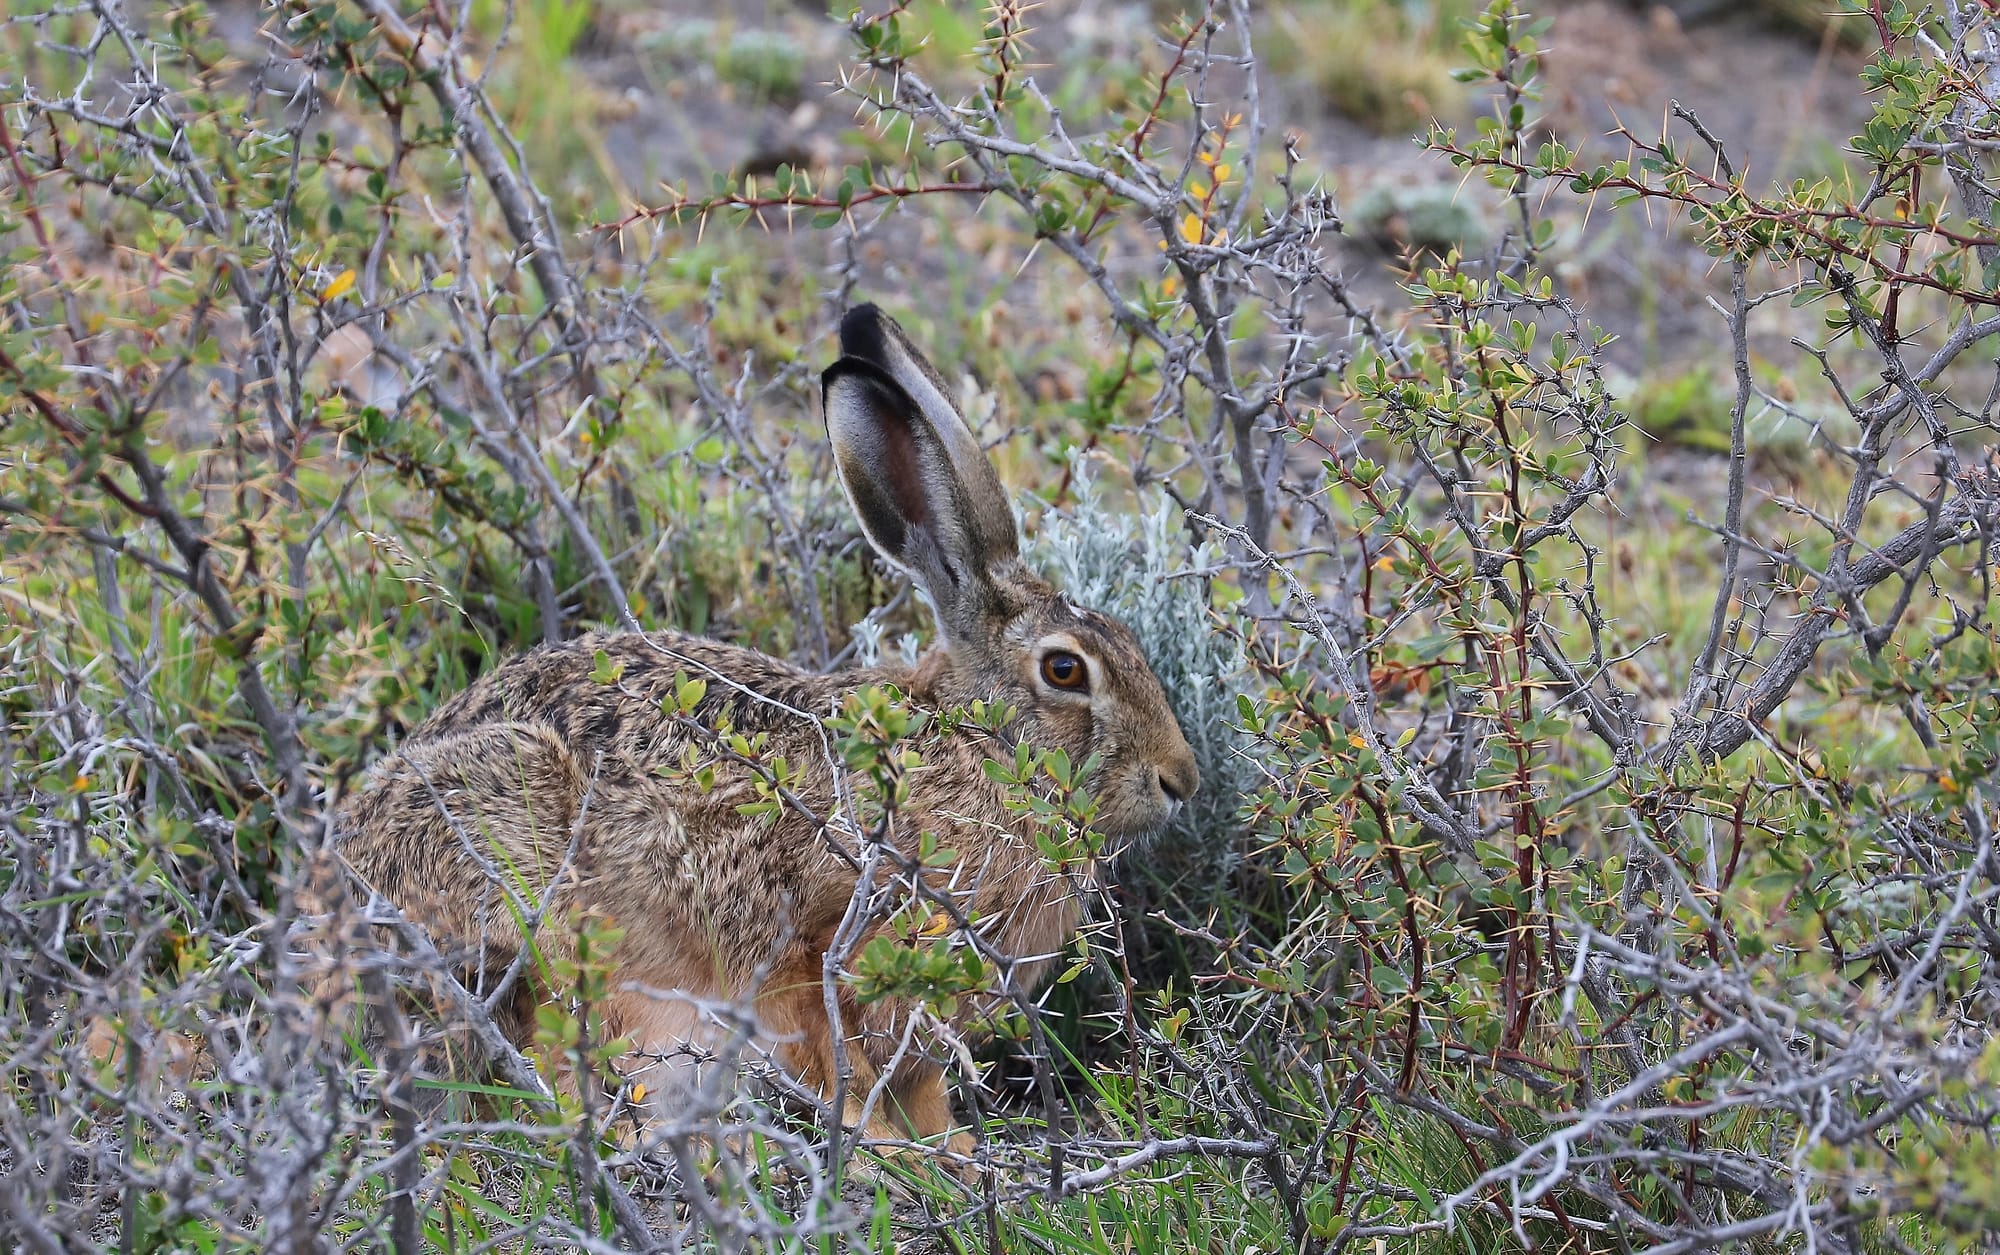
5, 0, 1999, 1251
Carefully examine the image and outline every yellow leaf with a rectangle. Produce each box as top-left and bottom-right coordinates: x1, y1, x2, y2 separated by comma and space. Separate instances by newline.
1212, 162, 1232, 183
1161, 275, 1180, 297
1179, 212, 1203, 244
629, 1083, 647, 1103
1373, 555, 1395, 572
321, 268, 356, 302
1189, 181, 1209, 200
919, 911, 953, 938
1347, 733, 1367, 749
1940, 774, 1960, 794
71, 773, 91, 792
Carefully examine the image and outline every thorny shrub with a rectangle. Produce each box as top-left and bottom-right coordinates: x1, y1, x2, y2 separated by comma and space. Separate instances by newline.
2, 0, 1999, 1251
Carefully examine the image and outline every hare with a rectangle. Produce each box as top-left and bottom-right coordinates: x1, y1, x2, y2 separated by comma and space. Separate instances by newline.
321, 304, 1200, 1159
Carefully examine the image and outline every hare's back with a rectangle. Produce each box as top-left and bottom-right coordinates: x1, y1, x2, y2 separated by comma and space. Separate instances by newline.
421, 630, 838, 756
335, 720, 590, 960
341, 629, 934, 982
338, 629, 847, 915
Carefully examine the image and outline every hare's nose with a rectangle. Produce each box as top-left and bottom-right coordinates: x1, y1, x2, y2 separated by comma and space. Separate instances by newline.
1157, 755, 1199, 805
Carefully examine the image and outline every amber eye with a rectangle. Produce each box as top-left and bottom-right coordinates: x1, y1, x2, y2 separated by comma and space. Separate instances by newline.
1040, 651, 1089, 692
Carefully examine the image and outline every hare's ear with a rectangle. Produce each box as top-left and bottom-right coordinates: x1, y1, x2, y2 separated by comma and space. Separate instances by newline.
823, 305, 1020, 639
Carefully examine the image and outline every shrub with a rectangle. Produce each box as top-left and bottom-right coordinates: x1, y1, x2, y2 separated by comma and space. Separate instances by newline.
1267, 0, 1478, 136
1625, 362, 1738, 452
1348, 180, 1493, 255
3, 0, 1999, 1250
715, 29, 808, 102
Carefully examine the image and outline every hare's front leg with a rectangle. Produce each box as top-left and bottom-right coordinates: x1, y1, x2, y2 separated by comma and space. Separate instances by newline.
758, 970, 903, 1147
887, 1061, 974, 1160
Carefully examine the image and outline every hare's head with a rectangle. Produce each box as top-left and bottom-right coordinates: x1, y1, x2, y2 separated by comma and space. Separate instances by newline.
823, 305, 1200, 839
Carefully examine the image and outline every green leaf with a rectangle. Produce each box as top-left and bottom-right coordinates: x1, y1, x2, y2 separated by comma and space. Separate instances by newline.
675, 676, 708, 714
590, 649, 624, 685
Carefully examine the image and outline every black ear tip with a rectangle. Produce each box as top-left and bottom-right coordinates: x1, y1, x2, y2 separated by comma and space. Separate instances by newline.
838, 303, 891, 362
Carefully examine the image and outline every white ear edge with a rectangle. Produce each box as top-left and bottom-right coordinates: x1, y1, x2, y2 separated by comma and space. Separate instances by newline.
823, 365, 923, 578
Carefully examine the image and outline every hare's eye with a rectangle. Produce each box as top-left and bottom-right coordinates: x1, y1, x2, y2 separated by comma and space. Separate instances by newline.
1040, 651, 1089, 693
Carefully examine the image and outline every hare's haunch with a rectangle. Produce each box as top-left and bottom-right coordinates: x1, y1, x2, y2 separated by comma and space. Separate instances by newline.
323, 305, 1200, 1154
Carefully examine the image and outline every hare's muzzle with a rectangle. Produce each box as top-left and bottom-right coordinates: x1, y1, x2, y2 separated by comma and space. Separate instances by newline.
1156, 750, 1199, 814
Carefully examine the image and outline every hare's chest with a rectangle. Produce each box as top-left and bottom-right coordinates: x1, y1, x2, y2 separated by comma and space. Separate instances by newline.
928, 830, 1085, 978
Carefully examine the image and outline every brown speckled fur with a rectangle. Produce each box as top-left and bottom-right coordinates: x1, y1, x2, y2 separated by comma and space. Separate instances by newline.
317, 306, 1201, 1154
